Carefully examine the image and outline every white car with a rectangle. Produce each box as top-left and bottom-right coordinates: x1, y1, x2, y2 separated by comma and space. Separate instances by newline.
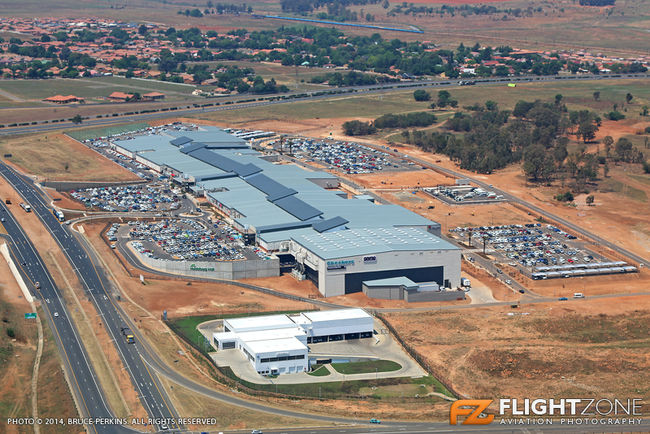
53, 312, 59, 317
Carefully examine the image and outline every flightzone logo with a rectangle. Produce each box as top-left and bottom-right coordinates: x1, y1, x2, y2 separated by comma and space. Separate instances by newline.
450, 398, 644, 426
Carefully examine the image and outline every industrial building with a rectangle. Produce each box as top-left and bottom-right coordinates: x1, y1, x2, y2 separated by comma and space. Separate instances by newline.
213, 309, 374, 375
111, 126, 461, 297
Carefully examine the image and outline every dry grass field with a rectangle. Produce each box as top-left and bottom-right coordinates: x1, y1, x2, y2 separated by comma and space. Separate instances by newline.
0, 133, 139, 182
384, 296, 650, 409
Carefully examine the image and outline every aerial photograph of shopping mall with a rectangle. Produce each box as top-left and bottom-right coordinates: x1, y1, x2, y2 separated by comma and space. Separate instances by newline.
0, 0, 648, 433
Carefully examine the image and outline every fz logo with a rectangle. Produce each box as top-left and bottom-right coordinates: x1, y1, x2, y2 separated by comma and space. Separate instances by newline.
450, 400, 494, 425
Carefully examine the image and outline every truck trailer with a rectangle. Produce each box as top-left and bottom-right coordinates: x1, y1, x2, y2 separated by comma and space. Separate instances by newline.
121, 327, 135, 344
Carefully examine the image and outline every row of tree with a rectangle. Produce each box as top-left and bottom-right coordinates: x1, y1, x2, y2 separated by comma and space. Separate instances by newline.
343, 111, 437, 135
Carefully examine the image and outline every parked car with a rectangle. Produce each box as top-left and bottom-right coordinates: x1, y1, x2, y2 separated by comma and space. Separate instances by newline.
370, 418, 381, 424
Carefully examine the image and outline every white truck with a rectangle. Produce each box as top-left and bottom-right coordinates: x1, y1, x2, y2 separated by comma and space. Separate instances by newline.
20, 202, 31, 212
461, 277, 471, 288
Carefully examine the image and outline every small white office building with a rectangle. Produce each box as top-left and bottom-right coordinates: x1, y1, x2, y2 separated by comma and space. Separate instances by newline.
213, 308, 374, 375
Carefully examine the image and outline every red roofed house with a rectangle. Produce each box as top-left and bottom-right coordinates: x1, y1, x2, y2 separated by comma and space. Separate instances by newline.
44, 95, 85, 104
142, 92, 165, 101
108, 91, 135, 102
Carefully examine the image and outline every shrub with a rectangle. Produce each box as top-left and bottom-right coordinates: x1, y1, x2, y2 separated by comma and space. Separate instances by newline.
604, 111, 625, 121
555, 191, 574, 202
413, 89, 431, 101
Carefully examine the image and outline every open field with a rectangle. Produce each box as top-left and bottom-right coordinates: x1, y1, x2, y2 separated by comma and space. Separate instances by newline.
384, 296, 650, 409
192, 79, 650, 136
0, 133, 139, 182
0, 76, 199, 109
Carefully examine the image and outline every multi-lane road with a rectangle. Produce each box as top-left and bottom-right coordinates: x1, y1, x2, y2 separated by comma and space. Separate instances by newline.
0, 73, 648, 138
0, 197, 132, 433
0, 162, 182, 432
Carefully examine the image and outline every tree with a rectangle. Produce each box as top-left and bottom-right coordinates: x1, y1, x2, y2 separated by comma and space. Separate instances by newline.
413, 89, 430, 101
485, 100, 498, 111
577, 120, 597, 142
593, 91, 600, 101
586, 195, 595, 206
138, 24, 148, 35
71, 114, 83, 124
555, 94, 563, 105
641, 106, 648, 117
342, 120, 376, 136
603, 135, 613, 157
625, 92, 633, 104
523, 144, 555, 182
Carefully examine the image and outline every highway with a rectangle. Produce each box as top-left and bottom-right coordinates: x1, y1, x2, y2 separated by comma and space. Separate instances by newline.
0, 162, 182, 432
0, 73, 648, 138
0, 197, 133, 433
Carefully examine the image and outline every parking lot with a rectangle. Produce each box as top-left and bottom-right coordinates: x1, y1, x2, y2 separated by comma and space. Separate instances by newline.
71, 184, 181, 213
286, 138, 413, 174
84, 123, 200, 181
451, 223, 637, 280
425, 184, 506, 205
109, 218, 268, 262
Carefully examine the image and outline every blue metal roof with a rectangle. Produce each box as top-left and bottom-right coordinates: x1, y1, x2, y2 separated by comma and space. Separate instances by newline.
180, 142, 207, 154
235, 163, 263, 178
274, 195, 323, 221
312, 216, 348, 233
257, 221, 314, 234
170, 136, 193, 147
247, 173, 297, 201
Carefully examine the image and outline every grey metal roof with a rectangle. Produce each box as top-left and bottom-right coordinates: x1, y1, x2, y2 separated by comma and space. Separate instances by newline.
274, 195, 323, 221
362, 276, 418, 288
313, 216, 348, 233
293, 227, 458, 260
170, 136, 193, 147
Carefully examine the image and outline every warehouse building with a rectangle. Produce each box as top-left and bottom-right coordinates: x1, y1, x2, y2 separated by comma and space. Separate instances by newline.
213, 308, 374, 375
362, 277, 466, 302
111, 127, 461, 297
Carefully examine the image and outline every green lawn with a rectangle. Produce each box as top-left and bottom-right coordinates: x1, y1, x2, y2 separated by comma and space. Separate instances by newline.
599, 178, 648, 202
0, 76, 198, 102
308, 365, 331, 377
66, 122, 150, 141
331, 359, 402, 375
